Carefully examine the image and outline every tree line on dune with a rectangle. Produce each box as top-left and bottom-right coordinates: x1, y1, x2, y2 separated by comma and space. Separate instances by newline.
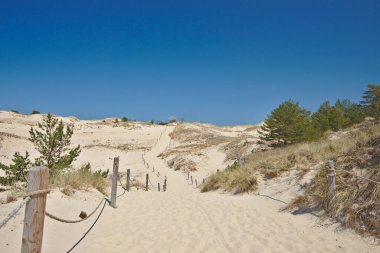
259, 84, 380, 147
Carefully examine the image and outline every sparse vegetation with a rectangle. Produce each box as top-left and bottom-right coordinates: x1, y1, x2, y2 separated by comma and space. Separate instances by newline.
53, 163, 109, 195
31, 110, 40, 114
121, 117, 128, 122
202, 121, 380, 236
288, 127, 380, 237
11, 110, 19, 114
0, 114, 108, 197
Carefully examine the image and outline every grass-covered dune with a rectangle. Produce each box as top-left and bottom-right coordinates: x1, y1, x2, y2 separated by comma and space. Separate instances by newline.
202, 121, 380, 237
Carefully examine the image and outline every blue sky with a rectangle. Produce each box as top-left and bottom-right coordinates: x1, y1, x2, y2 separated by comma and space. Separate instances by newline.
0, 0, 379, 125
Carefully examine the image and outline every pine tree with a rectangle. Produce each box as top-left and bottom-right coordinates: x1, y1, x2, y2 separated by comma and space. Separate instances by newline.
29, 113, 81, 175
361, 84, 380, 119
258, 100, 318, 147
0, 152, 31, 185
312, 99, 365, 133
311, 101, 333, 133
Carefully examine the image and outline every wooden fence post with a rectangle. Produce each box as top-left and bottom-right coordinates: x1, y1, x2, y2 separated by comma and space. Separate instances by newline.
191, 176, 193, 185
195, 179, 198, 188
146, 173, 149, 191
187, 172, 190, 180
110, 157, 119, 208
21, 166, 49, 253
163, 178, 167, 192
126, 169, 130, 192
326, 160, 336, 210
158, 172, 160, 177
158, 183, 160, 192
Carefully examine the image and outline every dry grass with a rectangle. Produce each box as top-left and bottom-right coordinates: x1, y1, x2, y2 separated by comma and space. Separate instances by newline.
202, 121, 380, 236
201, 167, 258, 193
52, 165, 109, 195
203, 122, 379, 192
291, 133, 380, 237
0, 187, 26, 204
83, 143, 146, 151
167, 156, 197, 172
130, 178, 146, 190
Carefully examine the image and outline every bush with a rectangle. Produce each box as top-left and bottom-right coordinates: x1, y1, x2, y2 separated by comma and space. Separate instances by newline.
0, 152, 31, 185
121, 117, 128, 122
11, 110, 19, 114
31, 110, 40, 114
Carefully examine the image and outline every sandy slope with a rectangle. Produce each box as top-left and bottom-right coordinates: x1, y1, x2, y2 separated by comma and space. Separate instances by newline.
0, 112, 379, 252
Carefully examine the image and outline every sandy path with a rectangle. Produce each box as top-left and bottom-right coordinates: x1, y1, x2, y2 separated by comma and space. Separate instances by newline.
1, 126, 378, 252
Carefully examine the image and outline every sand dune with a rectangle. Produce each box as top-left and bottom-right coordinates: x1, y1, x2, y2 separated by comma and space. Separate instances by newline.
0, 111, 378, 252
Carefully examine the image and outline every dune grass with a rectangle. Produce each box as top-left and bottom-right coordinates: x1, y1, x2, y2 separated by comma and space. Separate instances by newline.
201, 121, 380, 236
52, 164, 109, 196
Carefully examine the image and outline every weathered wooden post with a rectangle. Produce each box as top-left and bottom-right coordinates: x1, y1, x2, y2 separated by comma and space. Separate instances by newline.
158, 183, 160, 192
110, 157, 119, 208
126, 169, 130, 192
146, 173, 149, 191
187, 171, 190, 180
195, 179, 198, 188
21, 166, 49, 253
163, 178, 167, 192
326, 160, 336, 210
158, 171, 160, 177
191, 176, 193, 185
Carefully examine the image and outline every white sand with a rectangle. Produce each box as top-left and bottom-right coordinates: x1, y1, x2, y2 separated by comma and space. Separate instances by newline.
0, 111, 378, 252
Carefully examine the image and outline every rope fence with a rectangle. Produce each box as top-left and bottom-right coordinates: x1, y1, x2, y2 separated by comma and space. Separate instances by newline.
45, 198, 106, 224
0, 197, 30, 230
0, 154, 170, 252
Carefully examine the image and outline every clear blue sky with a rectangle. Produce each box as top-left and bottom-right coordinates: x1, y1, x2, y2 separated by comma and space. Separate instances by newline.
0, 1, 379, 125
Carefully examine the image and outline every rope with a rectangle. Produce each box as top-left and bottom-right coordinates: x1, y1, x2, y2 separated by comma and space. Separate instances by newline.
45, 198, 106, 224
116, 188, 127, 198
255, 193, 288, 205
336, 169, 380, 184
0, 197, 30, 230
0, 188, 51, 230
66, 199, 107, 253
22, 189, 51, 198
148, 177, 158, 189
118, 177, 127, 191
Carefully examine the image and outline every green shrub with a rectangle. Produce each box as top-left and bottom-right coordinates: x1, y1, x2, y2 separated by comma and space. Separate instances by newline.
29, 113, 81, 176
31, 110, 40, 114
0, 152, 31, 185
121, 117, 128, 122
